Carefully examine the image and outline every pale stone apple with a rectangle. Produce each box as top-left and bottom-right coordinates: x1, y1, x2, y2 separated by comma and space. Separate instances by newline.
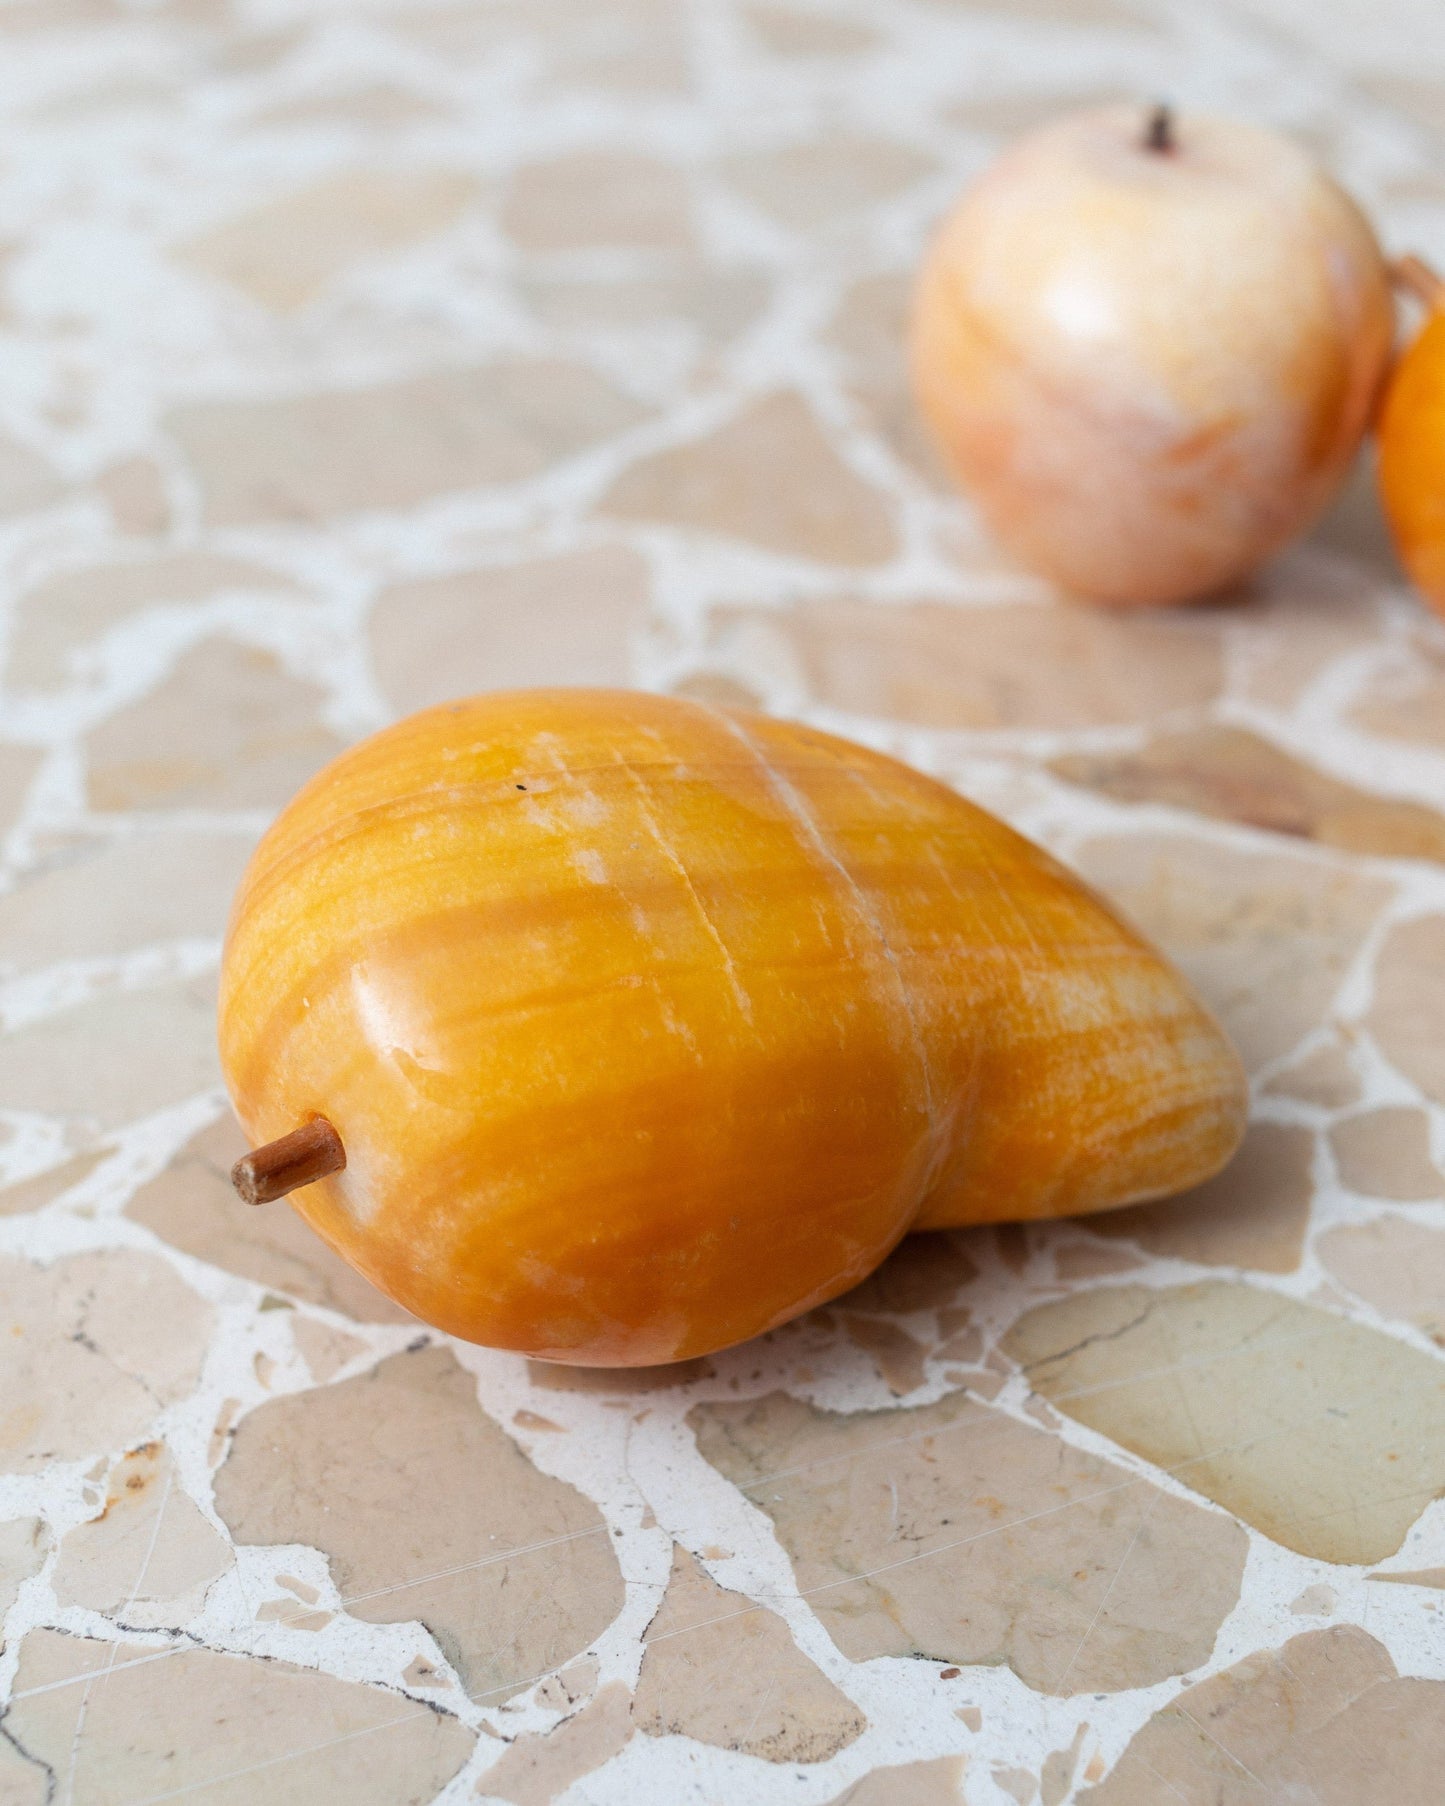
912, 105, 1393, 606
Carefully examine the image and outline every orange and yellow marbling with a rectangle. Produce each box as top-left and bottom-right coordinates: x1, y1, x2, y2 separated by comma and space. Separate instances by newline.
912, 106, 1393, 606
219, 690, 1245, 1364
1379, 302, 1445, 618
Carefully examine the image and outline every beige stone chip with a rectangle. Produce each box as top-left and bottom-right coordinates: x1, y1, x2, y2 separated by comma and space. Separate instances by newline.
1350, 633, 1445, 750
1369, 1566, 1445, 1588
531, 1655, 598, 1713
127, 1114, 415, 1324
1074, 834, 1390, 1074
253, 84, 448, 130
836, 1230, 979, 1315
86, 639, 346, 813
8, 552, 296, 691
291, 1317, 368, 1381
177, 170, 481, 310
95, 456, 170, 536
213, 1345, 624, 1702
1361, 72, 1445, 142
634, 1544, 864, 1762
843, 1314, 929, 1395
170, 359, 648, 526
550, 0, 688, 92
370, 545, 648, 713
600, 392, 897, 566
0, 1250, 212, 1473
689, 1387, 1246, 1695
14, 959, 222, 1118
1080, 1625, 1445, 1804
1003, 1281, 1445, 1565
0, 432, 64, 517
0, 1147, 109, 1218
1041, 1725, 1088, 1806
716, 597, 1222, 730
527, 1357, 712, 1392
1053, 725, 1445, 865
503, 151, 692, 253
827, 273, 953, 491
1331, 1106, 1443, 1200
822, 1756, 967, 1804
1086, 1121, 1315, 1273
0, 972, 220, 1128
3, 1628, 474, 1805
945, 88, 1133, 138
745, 5, 880, 56
725, 135, 937, 228
0, 0, 123, 35
0, 1736, 47, 1806
478, 1681, 635, 1804
0, 1515, 50, 1647
1262, 1039, 1361, 1109
1289, 1581, 1337, 1615
1053, 1241, 1145, 1280
391, 0, 687, 93
408, 0, 687, 92
0, 831, 253, 976
993, 1767, 1038, 1805
1368, 916, 1445, 1104
668, 672, 764, 712
0, 743, 42, 838
520, 267, 768, 343
1319, 1217, 1445, 1341
52, 1442, 232, 1627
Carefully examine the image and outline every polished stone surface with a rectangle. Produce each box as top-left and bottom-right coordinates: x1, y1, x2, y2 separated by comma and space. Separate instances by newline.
0, 1, 1443, 1802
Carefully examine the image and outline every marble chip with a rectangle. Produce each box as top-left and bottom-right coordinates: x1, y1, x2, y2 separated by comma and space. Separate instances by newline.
691, 1386, 1247, 1694
177, 170, 483, 311
170, 361, 649, 526
51, 1441, 233, 1627
601, 392, 897, 565
633, 1544, 865, 1761
1, 0, 1443, 1797
0, 1251, 212, 1473
2, 1630, 475, 1805
213, 1345, 624, 1701
1082, 1626, 1445, 1804
1005, 1282, 1445, 1564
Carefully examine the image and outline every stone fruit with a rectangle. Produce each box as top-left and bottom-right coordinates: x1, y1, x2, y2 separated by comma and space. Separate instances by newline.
1378, 255, 1445, 618
220, 689, 1245, 1365
912, 104, 1393, 606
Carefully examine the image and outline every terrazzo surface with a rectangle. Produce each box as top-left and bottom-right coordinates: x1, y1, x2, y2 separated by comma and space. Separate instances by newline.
1, 0, 1444, 1802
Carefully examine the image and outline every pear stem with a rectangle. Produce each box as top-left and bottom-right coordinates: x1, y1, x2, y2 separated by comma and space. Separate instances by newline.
1144, 103, 1175, 154
1391, 254, 1445, 313
232, 1119, 345, 1206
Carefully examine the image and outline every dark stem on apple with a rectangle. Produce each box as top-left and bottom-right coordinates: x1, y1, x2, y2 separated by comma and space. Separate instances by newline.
1144, 103, 1175, 154
232, 1118, 346, 1205
1391, 254, 1445, 313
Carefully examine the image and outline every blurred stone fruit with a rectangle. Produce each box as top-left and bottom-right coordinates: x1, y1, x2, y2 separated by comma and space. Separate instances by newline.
912, 104, 1393, 606
1378, 255, 1445, 618
220, 689, 1245, 1365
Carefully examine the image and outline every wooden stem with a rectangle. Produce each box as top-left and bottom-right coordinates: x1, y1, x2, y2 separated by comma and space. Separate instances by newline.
1391, 253, 1445, 313
1144, 102, 1175, 154
232, 1118, 345, 1206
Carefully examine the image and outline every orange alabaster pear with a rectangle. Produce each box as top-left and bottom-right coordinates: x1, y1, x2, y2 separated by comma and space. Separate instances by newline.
219, 690, 1245, 1365
912, 105, 1393, 606
1379, 263, 1445, 618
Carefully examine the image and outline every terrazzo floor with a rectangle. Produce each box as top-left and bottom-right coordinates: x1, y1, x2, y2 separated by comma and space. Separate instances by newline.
1, 1, 1444, 1802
